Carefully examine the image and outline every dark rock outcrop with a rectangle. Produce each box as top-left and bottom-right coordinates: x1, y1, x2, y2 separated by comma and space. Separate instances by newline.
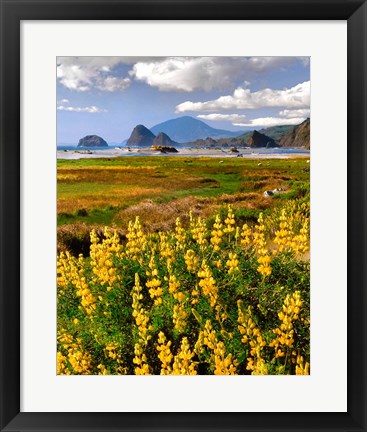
245, 130, 278, 148
127, 125, 156, 147
77, 135, 108, 147
151, 145, 178, 153
278, 118, 310, 149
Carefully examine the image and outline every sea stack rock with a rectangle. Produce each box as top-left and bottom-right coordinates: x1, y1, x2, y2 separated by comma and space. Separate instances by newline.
152, 132, 177, 147
127, 125, 156, 147
245, 130, 278, 148
77, 135, 108, 147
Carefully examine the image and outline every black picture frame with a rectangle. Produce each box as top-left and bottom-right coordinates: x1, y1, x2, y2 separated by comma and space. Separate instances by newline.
0, 1, 366, 431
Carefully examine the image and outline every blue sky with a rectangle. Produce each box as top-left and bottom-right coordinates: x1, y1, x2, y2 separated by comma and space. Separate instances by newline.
57, 56, 310, 144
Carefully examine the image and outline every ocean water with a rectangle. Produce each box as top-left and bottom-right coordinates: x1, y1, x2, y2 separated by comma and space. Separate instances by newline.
57, 145, 310, 160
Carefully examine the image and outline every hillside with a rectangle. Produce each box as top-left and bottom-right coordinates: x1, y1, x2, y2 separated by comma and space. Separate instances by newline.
150, 116, 243, 143
258, 125, 295, 141
238, 125, 294, 142
238, 121, 310, 148
278, 118, 310, 149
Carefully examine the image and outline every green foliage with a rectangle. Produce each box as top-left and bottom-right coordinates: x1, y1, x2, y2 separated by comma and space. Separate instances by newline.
57, 201, 310, 375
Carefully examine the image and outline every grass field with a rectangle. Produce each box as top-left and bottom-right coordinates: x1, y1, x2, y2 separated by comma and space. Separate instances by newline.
58, 156, 310, 227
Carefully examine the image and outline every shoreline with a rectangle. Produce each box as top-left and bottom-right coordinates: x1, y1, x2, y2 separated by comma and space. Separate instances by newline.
57, 146, 310, 160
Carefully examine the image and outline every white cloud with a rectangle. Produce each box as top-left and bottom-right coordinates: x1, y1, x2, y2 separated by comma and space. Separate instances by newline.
197, 113, 247, 122
57, 98, 69, 104
233, 117, 306, 128
96, 76, 131, 92
57, 56, 309, 95
131, 57, 234, 92
175, 81, 310, 112
130, 56, 299, 92
57, 56, 307, 93
279, 108, 310, 118
57, 63, 93, 91
57, 57, 131, 92
57, 105, 107, 113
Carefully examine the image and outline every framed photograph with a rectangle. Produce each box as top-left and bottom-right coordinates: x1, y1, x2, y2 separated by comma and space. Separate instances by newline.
1, 0, 366, 431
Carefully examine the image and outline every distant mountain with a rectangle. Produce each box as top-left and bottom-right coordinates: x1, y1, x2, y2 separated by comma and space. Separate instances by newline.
278, 118, 310, 149
153, 132, 177, 147
78, 135, 108, 147
150, 116, 243, 143
245, 130, 278, 148
127, 124, 156, 146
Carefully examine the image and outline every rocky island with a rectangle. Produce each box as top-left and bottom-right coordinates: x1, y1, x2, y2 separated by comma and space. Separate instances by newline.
78, 135, 108, 147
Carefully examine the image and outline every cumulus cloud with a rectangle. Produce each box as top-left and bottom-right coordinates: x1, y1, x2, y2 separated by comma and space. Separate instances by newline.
96, 76, 131, 92
130, 56, 300, 92
175, 81, 310, 112
57, 56, 308, 93
130, 57, 235, 92
57, 57, 131, 92
57, 98, 70, 104
57, 105, 107, 113
197, 113, 247, 122
233, 117, 306, 128
279, 108, 310, 118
